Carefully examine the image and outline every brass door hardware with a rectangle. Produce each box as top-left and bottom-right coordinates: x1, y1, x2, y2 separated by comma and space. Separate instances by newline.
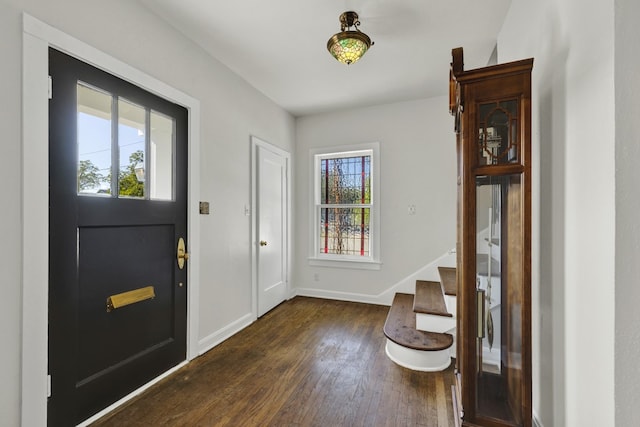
177, 237, 189, 269
260, 240, 268, 246
106, 286, 155, 312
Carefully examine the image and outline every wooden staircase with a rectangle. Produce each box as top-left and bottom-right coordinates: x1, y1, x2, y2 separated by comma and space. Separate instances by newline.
383, 265, 457, 371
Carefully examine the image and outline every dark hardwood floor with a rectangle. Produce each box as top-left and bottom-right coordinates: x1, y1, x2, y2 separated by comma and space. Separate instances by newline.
91, 297, 455, 426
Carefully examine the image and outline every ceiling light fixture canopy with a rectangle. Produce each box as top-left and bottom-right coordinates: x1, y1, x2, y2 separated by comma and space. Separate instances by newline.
327, 11, 374, 65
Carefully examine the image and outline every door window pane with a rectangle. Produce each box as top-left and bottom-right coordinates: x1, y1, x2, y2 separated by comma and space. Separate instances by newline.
118, 98, 146, 198
77, 85, 176, 201
77, 84, 112, 195
149, 111, 174, 200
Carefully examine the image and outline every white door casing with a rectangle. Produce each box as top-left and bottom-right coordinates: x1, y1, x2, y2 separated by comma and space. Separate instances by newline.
251, 136, 290, 317
22, 14, 201, 427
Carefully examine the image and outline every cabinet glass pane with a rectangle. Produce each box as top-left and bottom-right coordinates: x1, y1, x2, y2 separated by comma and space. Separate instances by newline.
478, 100, 519, 166
118, 99, 146, 198
77, 84, 112, 195
475, 174, 524, 425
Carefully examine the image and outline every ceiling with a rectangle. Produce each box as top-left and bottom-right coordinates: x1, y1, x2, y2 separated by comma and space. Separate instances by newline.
139, 0, 512, 117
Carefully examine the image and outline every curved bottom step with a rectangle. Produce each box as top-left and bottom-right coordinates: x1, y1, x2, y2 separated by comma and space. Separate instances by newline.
385, 339, 452, 372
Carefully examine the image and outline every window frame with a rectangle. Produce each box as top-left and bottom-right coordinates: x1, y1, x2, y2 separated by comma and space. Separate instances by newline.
308, 142, 381, 270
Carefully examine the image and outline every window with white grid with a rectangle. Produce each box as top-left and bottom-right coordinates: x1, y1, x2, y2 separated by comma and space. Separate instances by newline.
310, 143, 380, 268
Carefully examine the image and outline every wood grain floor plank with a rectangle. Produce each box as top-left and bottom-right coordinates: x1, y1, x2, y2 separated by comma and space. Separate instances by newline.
91, 297, 455, 426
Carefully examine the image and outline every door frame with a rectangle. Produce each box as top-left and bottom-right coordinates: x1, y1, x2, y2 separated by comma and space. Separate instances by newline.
21, 14, 201, 426
250, 135, 292, 318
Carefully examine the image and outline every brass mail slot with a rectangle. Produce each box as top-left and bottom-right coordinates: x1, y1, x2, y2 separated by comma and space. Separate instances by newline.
106, 286, 155, 312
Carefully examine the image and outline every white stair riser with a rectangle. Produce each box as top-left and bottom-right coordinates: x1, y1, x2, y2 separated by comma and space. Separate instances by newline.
415, 313, 456, 333
385, 339, 452, 372
444, 295, 457, 315
449, 334, 457, 359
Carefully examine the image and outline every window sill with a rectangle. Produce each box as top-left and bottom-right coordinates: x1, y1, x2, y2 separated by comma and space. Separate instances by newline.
308, 257, 382, 270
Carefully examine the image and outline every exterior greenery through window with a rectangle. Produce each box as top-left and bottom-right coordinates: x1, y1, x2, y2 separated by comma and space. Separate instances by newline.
317, 150, 372, 258
77, 150, 145, 197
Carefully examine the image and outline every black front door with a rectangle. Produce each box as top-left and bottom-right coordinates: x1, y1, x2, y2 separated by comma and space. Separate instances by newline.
48, 48, 188, 426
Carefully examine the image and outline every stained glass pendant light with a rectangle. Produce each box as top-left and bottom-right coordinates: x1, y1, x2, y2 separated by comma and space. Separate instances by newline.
327, 11, 374, 65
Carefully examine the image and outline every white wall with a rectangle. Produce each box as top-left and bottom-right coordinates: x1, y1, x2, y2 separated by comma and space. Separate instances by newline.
293, 97, 456, 302
498, 1, 616, 426
1, 0, 294, 424
615, 0, 640, 425
0, 3, 24, 426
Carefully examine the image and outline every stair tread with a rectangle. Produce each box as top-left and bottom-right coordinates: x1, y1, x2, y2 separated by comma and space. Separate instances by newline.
384, 293, 453, 351
438, 266, 457, 296
477, 254, 500, 277
413, 280, 452, 317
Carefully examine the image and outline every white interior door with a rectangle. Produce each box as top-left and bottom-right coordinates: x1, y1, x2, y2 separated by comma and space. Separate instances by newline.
257, 144, 288, 316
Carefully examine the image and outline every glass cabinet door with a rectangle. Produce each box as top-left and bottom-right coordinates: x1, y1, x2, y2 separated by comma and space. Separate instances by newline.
474, 173, 525, 425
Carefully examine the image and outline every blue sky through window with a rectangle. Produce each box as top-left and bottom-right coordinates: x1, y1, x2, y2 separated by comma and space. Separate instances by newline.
78, 112, 144, 191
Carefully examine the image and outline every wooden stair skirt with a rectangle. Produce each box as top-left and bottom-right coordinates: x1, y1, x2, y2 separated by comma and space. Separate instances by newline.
383, 293, 453, 372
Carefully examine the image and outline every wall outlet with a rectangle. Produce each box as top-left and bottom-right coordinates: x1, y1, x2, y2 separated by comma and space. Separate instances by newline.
408, 204, 416, 215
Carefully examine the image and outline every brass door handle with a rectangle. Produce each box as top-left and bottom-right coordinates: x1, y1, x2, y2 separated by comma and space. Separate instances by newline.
177, 237, 189, 269
260, 240, 268, 246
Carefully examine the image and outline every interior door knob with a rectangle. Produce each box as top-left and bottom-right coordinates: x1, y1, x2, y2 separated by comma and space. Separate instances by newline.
260, 240, 268, 246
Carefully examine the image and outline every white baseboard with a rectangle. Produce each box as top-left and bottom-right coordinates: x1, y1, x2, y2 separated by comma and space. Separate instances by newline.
295, 248, 455, 306
377, 250, 456, 303
294, 287, 390, 306
197, 312, 255, 355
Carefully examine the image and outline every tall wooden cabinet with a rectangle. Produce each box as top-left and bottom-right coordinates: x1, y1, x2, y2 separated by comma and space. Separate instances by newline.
449, 48, 533, 427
